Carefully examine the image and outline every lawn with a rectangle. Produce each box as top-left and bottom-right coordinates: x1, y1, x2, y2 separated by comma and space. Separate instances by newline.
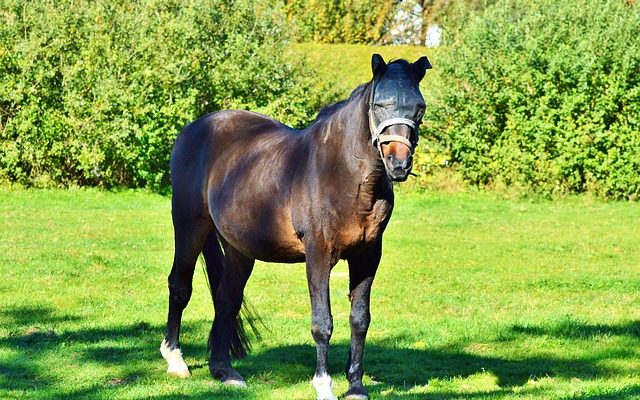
1, 188, 639, 399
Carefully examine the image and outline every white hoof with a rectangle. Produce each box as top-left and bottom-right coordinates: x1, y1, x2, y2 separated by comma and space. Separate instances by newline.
312, 374, 338, 400
223, 379, 248, 388
160, 339, 190, 378
345, 394, 368, 400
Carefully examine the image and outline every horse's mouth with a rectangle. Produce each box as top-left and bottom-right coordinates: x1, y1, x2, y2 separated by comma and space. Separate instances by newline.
387, 167, 411, 182
382, 153, 413, 182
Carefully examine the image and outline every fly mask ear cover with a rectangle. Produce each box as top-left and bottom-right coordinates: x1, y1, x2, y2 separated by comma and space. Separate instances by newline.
368, 63, 425, 151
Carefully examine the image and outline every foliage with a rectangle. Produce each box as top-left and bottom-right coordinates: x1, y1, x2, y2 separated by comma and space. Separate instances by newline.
389, 0, 494, 45
291, 43, 435, 97
0, 0, 327, 189
280, 0, 492, 45
427, 0, 640, 199
1, 188, 640, 398
282, 0, 395, 44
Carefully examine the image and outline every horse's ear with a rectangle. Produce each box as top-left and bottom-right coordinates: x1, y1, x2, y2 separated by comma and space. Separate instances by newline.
371, 53, 386, 77
412, 56, 432, 83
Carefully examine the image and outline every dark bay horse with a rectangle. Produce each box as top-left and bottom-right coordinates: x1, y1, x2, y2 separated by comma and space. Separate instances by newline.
161, 54, 431, 400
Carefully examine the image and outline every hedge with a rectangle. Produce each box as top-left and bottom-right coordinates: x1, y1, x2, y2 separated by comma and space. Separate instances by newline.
0, 0, 327, 189
427, 0, 640, 199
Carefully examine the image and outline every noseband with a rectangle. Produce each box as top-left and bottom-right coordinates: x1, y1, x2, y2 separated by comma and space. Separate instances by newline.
368, 113, 415, 150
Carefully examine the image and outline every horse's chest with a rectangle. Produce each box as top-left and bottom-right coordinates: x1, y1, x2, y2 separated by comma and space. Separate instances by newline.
338, 197, 392, 250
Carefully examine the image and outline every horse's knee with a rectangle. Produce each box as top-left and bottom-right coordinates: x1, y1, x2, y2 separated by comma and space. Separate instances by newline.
311, 317, 333, 344
168, 279, 192, 309
350, 304, 370, 336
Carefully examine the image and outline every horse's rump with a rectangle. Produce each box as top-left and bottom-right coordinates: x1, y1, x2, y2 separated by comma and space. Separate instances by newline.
171, 110, 307, 263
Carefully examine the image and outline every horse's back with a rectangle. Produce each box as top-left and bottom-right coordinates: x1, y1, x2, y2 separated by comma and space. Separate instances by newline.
171, 110, 295, 194
172, 110, 293, 166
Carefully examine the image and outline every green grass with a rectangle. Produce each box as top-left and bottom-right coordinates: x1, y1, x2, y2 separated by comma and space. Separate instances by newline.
1, 188, 640, 399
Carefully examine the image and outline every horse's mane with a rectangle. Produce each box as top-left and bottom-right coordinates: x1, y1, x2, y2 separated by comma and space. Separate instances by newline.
315, 83, 369, 121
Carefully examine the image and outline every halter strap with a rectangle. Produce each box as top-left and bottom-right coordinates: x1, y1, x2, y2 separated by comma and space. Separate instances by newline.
377, 133, 413, 149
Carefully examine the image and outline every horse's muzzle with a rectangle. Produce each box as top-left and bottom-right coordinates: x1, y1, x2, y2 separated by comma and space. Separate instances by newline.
380, 125, 414, 181
384, 153, 413, 181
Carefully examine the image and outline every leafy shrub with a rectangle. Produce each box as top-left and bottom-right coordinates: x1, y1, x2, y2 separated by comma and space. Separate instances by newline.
0, 0, 326, 189
282, 0, 394, 44
427, 0, 640, 199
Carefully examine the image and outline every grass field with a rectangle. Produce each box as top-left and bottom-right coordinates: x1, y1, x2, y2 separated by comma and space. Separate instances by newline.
1, 188, 640, 399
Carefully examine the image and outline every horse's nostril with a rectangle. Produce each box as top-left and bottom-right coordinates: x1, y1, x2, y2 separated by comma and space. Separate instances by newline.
385, 153, 412, 171
401, 156, 413, 170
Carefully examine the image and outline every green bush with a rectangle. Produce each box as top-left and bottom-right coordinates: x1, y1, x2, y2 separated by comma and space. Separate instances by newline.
427, 0, 640, 199
282, 0, 394, 44
0, 0, 326, 189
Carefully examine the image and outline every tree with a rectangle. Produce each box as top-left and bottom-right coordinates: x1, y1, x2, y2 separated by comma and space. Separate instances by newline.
0, 0, 326, 189
388, 0, 493, 45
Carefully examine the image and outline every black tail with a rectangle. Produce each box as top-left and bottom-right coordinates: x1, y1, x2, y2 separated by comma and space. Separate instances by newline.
201, 231, 263, 359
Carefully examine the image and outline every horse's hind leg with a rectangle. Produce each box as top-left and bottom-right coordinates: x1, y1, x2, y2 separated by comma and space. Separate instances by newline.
208, 243, 254, 386
161, 213, 212, 378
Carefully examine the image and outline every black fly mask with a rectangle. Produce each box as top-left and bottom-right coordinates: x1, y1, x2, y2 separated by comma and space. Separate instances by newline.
368, 54, 432, 180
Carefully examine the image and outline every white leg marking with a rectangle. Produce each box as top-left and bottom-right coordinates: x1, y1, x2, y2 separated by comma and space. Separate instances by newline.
160, 339, 191, 378
312, 374, 338, 400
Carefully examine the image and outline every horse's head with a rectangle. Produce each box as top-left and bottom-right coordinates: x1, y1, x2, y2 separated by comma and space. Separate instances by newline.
368, 54, 431, 182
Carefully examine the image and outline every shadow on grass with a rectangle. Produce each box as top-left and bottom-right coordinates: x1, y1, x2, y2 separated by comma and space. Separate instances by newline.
239, 340, 630, 389
509, 319, 640, 340
1, 309, 639, 399
0, 305, 81, 327
0, 318, 162, 396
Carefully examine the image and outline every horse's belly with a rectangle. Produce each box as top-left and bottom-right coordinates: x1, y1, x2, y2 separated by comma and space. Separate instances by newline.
245, 231, 305, 263
215, 212, 305, 263
207, 161, 305, 262
228, 232, 305, 263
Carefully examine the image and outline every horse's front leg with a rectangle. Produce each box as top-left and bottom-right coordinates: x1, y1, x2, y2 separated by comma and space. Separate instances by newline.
344, 240, 381, 400
306, 245, 338, 400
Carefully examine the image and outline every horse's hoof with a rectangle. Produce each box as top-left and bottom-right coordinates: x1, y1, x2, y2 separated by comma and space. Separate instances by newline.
312, 374, 338, 400
210, 362, 246, 388
223, 379, 248, 388
160, 339, 190, 378
167, 368, 191, 378
344, 384, 368, 400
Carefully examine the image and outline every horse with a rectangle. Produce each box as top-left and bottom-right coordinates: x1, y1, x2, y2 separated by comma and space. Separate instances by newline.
160, 53, 432, 400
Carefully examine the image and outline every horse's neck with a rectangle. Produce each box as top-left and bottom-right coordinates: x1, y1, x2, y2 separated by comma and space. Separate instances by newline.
315, 95, 390, 194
